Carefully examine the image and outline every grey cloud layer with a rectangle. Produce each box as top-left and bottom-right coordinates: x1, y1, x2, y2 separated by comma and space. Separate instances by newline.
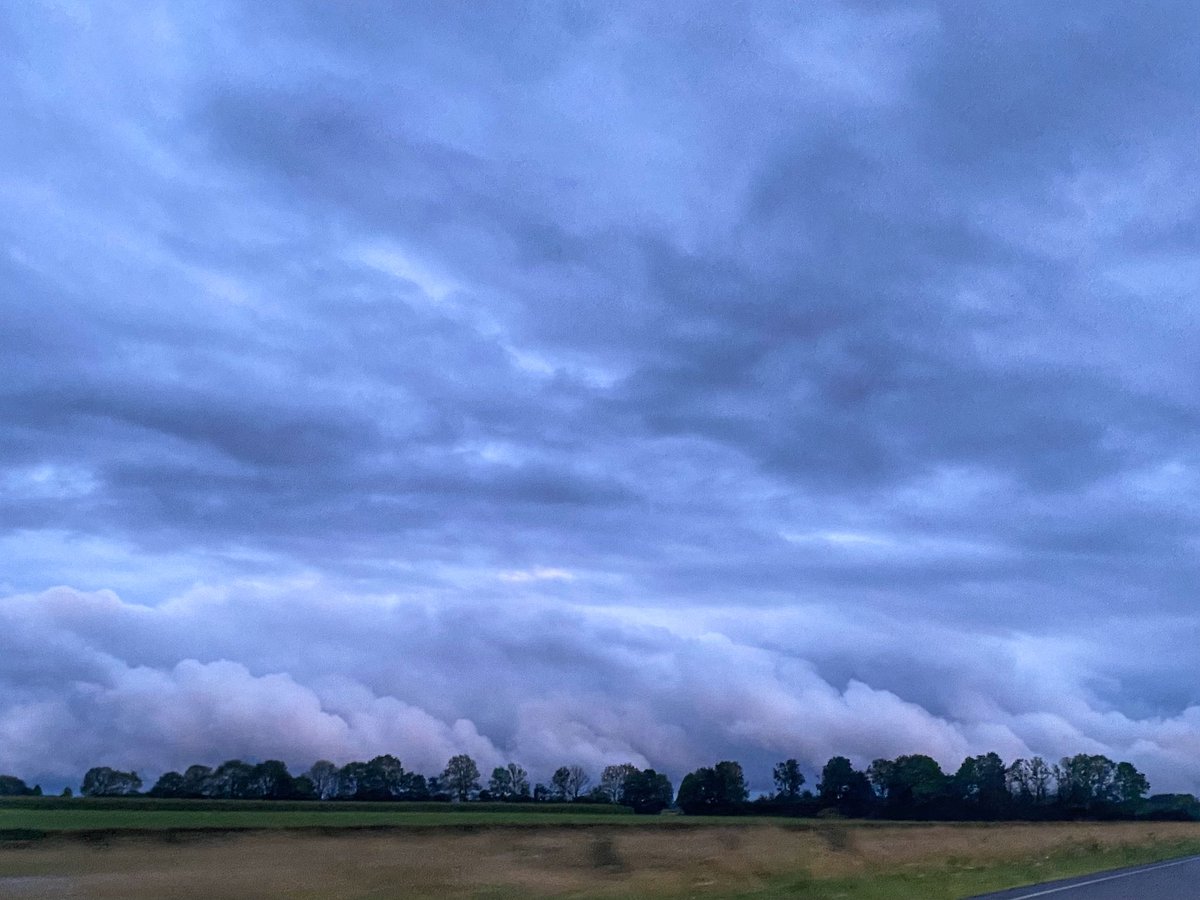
3, 2, 1200, 788
5, 585, 1200, 793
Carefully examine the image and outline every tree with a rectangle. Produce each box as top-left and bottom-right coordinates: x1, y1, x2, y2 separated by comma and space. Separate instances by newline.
551, 766, 572, 800
148, 771, 186, 798
566, 765, 591, 800
80, 767, 142, 797
247, 760, 297, 799
292, 775, 316, 799
489, 766, 513, 799
953, 752, 1008, 819
209, 760, 253, 799
1006, 758, 1033, 805
873, 755, 951, 819
1053, 755, 1148, 812
442, 754, 481, 801
488, 763, 530, 801
676, 761, 748, 814
1007, 756, 1055, 818
877, 755, 948, 818
181, 764, 214, 798
337, 761, 369, 799
1114, 761, 1149, 805
600, 763, 639, 803
772, 759, 805, 800
1006, 756, 1053, 809
620, 768, 673, 815
427, 775, 448, 800
818, 756, 873, 816
356, 755, 405, 800
400, 771, 430, 800
867, 758, 896, 802
714, 761, 748, 804
0, 775, 36, 796
1055, 754, 1119, 812
307, 760, 340, 800
1027, 757, 1053, 804
506, 762, 530, 799
550, 766, 591, 801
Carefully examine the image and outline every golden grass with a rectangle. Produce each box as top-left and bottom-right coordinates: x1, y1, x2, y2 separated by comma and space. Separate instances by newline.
3, 819, 1200, 898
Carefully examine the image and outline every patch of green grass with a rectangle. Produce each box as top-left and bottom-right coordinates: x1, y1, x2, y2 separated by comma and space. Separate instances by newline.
0, 796, 652, 833
0, 797, 877, 834
0, 809, 648, 833
5, 818, 1200, 899
0, 796, 633, 814
723, 837, 1200, 899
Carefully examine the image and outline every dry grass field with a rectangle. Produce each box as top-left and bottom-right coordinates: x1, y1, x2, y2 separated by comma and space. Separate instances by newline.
4, 819, 1200, 899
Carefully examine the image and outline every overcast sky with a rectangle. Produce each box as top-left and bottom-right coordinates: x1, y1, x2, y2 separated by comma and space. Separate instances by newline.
4, 1, 1200, 794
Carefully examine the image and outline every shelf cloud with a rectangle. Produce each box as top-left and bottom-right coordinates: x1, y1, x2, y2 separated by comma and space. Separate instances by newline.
3, 1, 1200, 791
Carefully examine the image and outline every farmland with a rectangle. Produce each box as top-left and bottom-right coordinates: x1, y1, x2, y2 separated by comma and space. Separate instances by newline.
4, 799, 1200, 898
0, 796, 635, 834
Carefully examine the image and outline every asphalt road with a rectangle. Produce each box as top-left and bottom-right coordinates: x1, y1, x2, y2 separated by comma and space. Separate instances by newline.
970, 854, 1200, 898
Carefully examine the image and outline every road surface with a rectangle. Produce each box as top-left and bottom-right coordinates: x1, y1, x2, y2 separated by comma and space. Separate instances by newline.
971, 854, 1200, 898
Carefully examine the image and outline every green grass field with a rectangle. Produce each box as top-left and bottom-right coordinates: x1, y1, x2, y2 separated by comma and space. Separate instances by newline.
0, 796, 635, 813
4, 799, 1200, 898
0, 796, 641, 834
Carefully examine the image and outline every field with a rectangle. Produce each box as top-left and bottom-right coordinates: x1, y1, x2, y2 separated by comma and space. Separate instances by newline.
4, 800, 1200, 898
0, 796, 635, 833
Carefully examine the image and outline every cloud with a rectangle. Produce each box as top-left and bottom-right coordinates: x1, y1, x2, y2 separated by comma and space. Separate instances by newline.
3, 3, 1200, 794
3, 586, 1200, 795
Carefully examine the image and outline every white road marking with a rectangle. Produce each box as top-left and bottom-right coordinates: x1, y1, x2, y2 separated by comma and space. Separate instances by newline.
999, 855, 1200, 897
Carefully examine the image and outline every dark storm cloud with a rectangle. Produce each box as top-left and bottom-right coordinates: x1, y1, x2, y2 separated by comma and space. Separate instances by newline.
3, 1, 1200, 789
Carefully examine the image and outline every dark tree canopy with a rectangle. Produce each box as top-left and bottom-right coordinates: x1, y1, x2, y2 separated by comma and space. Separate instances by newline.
601, 763, 639, 803
306, 760, 340, 800
80, 766, 142, 797
818, 756, 873, 816
33, 745, 1164, 822
954, 752, 1009, 819
677, 760, 748, 814
1054, 754, 1149, 813
620, 768, 673, 815
441, 754, 481, 801
486, 762, 530, 801
772, 758, 805, 800
1006, 756, 1053, 810
0, 774, 37, 796
246, 760, 298, 800
148, 771, 186, 798
548, 765, 591, 801
872, 754, 949, 818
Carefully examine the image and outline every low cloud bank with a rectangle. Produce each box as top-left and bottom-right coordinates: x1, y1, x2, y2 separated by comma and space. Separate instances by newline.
3, 585, 1199, 795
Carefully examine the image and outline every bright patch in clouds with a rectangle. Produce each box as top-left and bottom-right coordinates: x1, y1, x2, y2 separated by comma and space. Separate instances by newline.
498, 568, 576, 584
781, 530, 894, 548
352, 242, 460, 302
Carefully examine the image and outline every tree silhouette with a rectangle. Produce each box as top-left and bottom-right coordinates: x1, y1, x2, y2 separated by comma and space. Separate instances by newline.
441, 754, 481, 801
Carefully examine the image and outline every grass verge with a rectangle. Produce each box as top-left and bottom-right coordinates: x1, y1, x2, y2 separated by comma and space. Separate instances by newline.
3, 816, 1200, 898
732, 835, 1200, 898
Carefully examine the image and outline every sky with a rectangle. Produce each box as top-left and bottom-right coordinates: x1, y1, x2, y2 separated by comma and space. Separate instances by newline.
3, 1, 1200, 795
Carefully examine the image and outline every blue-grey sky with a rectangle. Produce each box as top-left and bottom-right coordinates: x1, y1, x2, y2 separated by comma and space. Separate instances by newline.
4, 0, 1200, 793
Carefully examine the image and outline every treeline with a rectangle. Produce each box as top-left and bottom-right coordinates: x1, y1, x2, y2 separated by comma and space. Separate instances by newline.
72, 755, 675, 814
0, 774, 42, 796
681, 752, 1180, 821
4, 749, 1196, 822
